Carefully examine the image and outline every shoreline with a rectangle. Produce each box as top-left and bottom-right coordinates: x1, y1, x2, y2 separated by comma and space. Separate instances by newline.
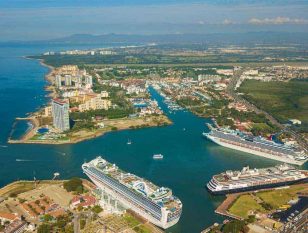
9, 57, 173, 145
215, 183, 308, 220
8, 58, 56, 144
9, 115, 172, 145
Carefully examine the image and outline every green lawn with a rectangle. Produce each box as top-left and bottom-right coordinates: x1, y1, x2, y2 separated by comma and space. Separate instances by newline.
228, 194, 265, 219
239, 80, 308, 130
228, 185, 307, 219
123, 214, 140, 228
256, 186, 305, 209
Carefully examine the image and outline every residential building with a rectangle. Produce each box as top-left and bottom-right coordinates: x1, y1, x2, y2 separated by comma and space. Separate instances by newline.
55, 75, 62, 88
70, 195, 97, 209
64, 75, 72, 86
51, 99, 70, 132
58, 65, 78, 76
44, 106, 52, 117
216, 69, 234, 76
198, 74, 221, 83
0, 212, 19, 224
85, 75, 93, 88
78, 96, 111, 112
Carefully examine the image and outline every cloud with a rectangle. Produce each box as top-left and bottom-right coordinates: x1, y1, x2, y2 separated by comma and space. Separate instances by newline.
222, 19, 234, 25
197, 20, 206, 25
248, 17, 308, 25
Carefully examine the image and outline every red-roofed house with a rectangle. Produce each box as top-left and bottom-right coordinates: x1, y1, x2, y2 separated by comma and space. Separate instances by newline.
0, 212, 20, 224
70, 195, 97, 209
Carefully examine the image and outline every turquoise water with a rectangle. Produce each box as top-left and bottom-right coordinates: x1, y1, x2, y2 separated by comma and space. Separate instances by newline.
0, 44, 306, 233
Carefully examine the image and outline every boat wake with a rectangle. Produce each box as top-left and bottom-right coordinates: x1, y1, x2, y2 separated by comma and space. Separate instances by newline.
56, 151, 66, 155
0, 145, 8, 148
16, 159, 33, 162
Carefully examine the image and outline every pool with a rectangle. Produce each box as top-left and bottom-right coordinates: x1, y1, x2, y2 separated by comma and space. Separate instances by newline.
37, 127, 49, 134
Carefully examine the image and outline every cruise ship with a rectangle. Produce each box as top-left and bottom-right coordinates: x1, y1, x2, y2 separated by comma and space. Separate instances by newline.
203, 124, 307, 165
82, 157, 182, 229
207, 164, 308, 194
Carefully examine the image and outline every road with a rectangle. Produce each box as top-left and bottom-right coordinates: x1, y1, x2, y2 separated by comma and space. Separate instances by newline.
73, 213, 80, 233
227, 69, 308, 151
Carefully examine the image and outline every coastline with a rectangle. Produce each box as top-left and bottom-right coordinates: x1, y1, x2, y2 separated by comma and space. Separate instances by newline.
9, 115, 172, 145
9, 57, 172, 145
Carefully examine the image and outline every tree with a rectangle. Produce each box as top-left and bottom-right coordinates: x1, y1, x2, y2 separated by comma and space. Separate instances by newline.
222, 220, 246, 233
37, 224, 51, 233
43, 214, 53, 222
64, 224, 74, 233
92, 205, 103, 214
63, 177, 83, 193
80, 219, 86, 230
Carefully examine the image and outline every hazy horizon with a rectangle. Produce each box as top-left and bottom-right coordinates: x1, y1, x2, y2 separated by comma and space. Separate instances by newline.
1, 0, 308, 41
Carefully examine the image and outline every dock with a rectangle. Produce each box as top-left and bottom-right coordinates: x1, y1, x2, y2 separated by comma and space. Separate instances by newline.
215, 193, 243, 220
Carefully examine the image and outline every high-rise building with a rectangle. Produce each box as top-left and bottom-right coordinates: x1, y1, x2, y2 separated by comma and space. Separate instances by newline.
64, 75, 72, 86
85, 75, 93, 87
51, 99, 70, 132
55, 75, 62, 88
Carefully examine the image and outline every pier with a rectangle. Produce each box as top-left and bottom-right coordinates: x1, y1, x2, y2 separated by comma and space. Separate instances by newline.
215, 193, 243, 220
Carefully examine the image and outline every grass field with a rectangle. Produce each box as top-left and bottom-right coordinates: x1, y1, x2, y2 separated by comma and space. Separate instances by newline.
256, 185, 307, 209
228, 184, 308, 219
239, 80, 308, 130
228, 194, 265, 219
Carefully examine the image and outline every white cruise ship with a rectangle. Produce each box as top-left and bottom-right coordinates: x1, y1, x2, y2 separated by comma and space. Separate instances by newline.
203, 124, 307, 166
207, 164, 308, 194
82, 157, 182, 229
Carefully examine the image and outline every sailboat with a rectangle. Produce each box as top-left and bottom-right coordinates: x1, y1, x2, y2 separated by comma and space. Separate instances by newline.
127, 139, 132, 145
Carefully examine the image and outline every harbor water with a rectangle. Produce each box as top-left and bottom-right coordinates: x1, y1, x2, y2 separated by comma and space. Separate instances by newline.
0, 43, 307, 233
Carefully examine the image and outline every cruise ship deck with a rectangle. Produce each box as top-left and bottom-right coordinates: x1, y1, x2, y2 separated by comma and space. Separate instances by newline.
207, 164, 308, 194
82, 157, 182, 229
204, 126, 307, 165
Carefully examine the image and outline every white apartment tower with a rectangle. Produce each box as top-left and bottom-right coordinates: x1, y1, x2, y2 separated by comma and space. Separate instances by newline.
64, 75, 72, 86
51, 99, 70, 132
55, 75, 62, 88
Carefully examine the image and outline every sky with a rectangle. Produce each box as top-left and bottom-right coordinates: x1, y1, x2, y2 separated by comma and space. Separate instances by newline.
0, 0, 308, 41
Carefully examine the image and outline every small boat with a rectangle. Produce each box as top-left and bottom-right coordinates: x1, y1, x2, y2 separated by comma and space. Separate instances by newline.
127, 139, 132, 145
153, 154, 163, 159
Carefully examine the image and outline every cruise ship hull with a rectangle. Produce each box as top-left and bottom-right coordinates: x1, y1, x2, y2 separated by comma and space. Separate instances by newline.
83, 169, 180, 229
206, 177, 308, 195
205, 134, 304, 165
